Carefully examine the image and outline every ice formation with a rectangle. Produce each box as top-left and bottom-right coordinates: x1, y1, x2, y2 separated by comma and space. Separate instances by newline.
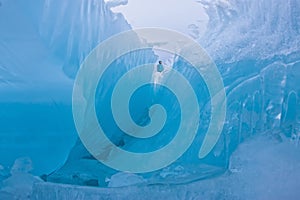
0, 0, 299, 199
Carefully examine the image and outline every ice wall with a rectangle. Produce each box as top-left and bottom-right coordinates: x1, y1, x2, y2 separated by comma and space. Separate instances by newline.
195, 0, 300, 153
45, 0, 300, 187
0, 0, 132, 174
0, 0, 299, 192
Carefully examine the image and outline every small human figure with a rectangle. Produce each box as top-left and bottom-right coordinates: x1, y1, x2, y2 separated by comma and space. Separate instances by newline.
156, 60, 164, 72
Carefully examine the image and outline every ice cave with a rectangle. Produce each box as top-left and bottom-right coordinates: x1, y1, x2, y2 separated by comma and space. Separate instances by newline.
0, 0, 300, 199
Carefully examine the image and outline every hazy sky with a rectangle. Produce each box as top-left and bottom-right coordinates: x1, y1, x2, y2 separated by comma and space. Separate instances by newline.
107, 0, 208, 64
110, 0, 208, 36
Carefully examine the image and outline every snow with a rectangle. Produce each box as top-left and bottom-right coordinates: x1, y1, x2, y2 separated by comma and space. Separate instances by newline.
104, 0, 128, 9
107, 172, 145, 187
0, 157, 43, 200
31, 133, 300, 199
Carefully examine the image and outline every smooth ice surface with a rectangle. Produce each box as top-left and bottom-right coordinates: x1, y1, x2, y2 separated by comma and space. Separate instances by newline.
0, 0, 131, 174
